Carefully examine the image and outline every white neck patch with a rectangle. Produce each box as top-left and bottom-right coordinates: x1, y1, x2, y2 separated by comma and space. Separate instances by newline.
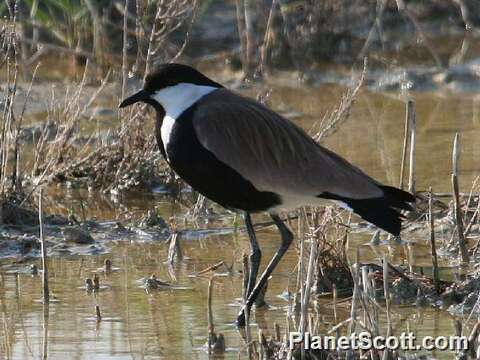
151, 83, 217, 158
151, 83, 217, 119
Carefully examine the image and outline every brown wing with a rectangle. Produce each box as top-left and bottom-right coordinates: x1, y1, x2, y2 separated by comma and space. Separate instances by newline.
192, 89, 383, 200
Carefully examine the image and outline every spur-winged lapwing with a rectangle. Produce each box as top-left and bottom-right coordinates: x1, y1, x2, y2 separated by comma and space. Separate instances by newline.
119, 63, 415, 326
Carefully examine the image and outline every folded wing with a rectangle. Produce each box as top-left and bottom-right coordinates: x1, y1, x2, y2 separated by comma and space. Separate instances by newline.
192, 89, 383, 201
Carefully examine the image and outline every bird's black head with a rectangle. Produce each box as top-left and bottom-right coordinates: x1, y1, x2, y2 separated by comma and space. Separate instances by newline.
119, 63, 223, 110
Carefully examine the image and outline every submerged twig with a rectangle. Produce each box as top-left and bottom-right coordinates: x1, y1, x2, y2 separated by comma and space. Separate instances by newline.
167, 232, 183, 264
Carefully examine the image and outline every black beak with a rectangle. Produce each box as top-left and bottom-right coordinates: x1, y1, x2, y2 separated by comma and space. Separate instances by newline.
119, 90, 150, 108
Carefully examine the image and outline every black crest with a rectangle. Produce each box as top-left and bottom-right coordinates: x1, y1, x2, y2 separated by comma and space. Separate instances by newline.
144, 63, 223, 92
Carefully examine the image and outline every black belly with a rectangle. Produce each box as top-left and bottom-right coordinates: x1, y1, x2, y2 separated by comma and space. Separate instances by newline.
161, 106, 281, 212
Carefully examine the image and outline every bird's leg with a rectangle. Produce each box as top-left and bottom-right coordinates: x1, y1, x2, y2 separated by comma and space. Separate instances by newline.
245, 213, 261, 299
236, 214, 293, 327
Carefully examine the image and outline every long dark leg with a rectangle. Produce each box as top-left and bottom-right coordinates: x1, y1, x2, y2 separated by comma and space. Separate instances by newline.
236, 214, 293, 327
245, 212, 261, 298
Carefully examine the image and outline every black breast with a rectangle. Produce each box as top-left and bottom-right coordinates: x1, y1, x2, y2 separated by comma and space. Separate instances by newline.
164, 104, 281, 212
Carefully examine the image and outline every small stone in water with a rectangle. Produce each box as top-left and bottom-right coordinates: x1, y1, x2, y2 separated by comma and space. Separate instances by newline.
145, 274, 170, 290
29, 264, 38, 275
93, 274, 100, 291
63, 227, 94, 244
104, 259, 112, 272
85, 278, 94, 291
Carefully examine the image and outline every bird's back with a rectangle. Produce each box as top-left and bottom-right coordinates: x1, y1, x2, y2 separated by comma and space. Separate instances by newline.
192, 89, 383, 204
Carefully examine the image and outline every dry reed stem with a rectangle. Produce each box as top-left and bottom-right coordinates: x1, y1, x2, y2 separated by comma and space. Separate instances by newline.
167, 232, 183, 264
274, 322, 281, 342
299, 233, 317, 360
242, 254, 253, 359
95, 305, 102, 321
121, 0, 130, 101
258, 329, 264, 360
347, 251, 360, 341
12, 63, 40, 191
170, 0, 199, 63
207, 276, 214, 355
259, 0, 278, 74
244, 0, 258, 78
463, 177, 480, 240
235, 0, 248, 70
451, 133, 469, 264
16, 65, 115, 203
399, 100, 412, 189
144, 0, 196, 77
313, 58, 367, 142
38, 188, 49, 303
0, 54, 18, 195
428, 187, 440, 294
463, 176, 478, 223
382, 256, 392, 339
407, 100, 416, 195
42, 302, 49, 360
333, 284, 340, 338
470, 196, 480, 254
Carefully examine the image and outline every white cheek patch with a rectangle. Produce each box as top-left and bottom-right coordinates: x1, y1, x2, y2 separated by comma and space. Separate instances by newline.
152, 83, 217, 119
152, 83, 217, 158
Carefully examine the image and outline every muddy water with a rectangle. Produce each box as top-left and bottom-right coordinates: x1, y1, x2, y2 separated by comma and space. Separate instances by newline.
2, 79, 480, 359
0, 227, 463, 360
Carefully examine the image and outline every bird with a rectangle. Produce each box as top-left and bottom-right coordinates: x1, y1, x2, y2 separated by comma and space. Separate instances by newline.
119, 63, 415, 326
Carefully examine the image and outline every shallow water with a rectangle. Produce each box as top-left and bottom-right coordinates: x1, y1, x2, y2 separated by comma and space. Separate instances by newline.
2, 70, 480, 359
0, 228, 466, 360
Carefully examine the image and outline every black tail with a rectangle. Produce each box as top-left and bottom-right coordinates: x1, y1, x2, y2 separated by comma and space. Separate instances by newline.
321, 186, 415, 236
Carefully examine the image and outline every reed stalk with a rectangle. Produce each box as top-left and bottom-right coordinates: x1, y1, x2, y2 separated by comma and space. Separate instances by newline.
167, 232, 183, 264
258, 329, 264, 360
242, 255, 252, 359
121, 0, 130, 101
300, 236, 317, 338
42, 302, 49, 360
407, 100, 416, 195
38, 189, 49, 303
428, 187, 440, 294
382, 256, 391, 360
207, 276, 214, 356
399, 100, 412, 189
95, 305, 102, 321
451, 133, 469, 264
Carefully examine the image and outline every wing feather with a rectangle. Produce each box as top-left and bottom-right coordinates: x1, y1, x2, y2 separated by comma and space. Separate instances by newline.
192, 89, 383, 200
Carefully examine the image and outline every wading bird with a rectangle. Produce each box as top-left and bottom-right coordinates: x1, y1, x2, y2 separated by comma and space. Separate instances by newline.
119, 63, 415, 326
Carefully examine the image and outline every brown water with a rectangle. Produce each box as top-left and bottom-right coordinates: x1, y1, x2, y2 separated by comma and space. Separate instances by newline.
1, 76, 480, 359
